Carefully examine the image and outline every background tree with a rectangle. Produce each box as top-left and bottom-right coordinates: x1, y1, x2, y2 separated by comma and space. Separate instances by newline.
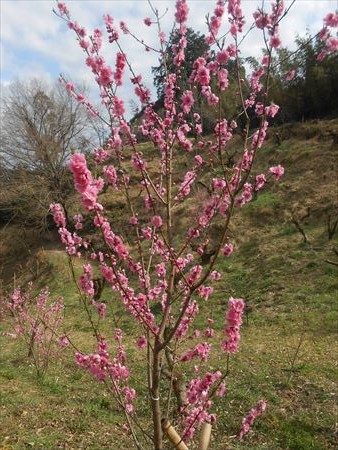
268, 34, 338, 122
152, 27, 209, 101
0, 79, 94, 228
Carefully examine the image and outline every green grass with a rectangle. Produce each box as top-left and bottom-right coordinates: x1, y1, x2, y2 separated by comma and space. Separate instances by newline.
1, 120, 338, 449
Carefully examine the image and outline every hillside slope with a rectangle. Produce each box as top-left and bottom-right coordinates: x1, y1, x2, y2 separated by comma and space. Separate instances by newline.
0, 119, 337, 449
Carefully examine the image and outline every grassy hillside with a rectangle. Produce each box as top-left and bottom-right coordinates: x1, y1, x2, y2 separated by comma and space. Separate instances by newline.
0, 120, 337, 449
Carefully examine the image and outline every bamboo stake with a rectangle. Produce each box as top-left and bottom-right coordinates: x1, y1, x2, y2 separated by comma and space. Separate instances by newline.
198, 423, 212, 450
162, 419, 189, 450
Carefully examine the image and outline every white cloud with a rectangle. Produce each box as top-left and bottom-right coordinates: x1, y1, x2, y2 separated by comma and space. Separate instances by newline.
1, 0, 336, 117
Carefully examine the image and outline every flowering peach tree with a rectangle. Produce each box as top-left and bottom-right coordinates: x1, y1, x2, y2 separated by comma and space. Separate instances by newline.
2, 284, 68, 379
50, 1, 338, 448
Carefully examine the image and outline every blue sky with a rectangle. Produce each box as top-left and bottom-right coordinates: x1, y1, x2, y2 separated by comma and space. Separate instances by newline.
1, 0, 337, 117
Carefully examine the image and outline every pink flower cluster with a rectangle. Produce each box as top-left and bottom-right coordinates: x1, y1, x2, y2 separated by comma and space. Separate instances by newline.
221, 297, 245, 353
57, 2, 69, 17
69, 153, 103, 211
239, 400, 267, 439
176, 299, 199, 338
75, 334, 136, 414
50, 203, 85, 256
175, 170, 196, 200
181, 90, 194, 114
182, 370, 224, 439
206, 0, 225, 44
269, 164, 284, 180
3, 285, 67, 376
175, 0, 189, 24
181, 342, 211, 362
318, 12, 338, 60
255, 102, 279, 118
114, 52, 126, 86
228, 0, 245, 36
73, 213, 83, 230
50, 203, 66, 228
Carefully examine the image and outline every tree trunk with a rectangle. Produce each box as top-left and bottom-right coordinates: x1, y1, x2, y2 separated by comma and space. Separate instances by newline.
152, 344, 163, 449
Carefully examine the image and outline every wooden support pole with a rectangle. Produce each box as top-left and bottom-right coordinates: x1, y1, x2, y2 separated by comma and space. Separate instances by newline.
198, 423, 212, 450
162, 419, 189, 450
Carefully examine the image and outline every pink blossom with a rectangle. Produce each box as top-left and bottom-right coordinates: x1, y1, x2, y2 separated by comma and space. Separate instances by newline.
142, 227, 152, 240
176, 300, 199, 338
197, 285, 214, 300
198, 214, 209, 228
104, 14, 114, 28
261, 55, 270, 66
221, 297, 245, 353
201, 86, 219, 105
152, 215, 163, 228
270, 35, 282, 48
181, 90, 194, 114
94, 147, 109, 163
269, 164, 284, 180
194, 155, 203, 166
216, 50, 230, 65
324, 12, 338, 27
181, 342, 211, 362
144, 17, 152, 26
218, 68, 229, 90
197, 66, 210, 86
104, 165, 118, 187
119, 21, 129, 34
66, 82, 74, 92
97, 66, 113, 87
135, 86, 151, 104
265, 103, 279, 118
235, 182, 253, 206
253, 10, 270, 29
129, 216, 138, 226
96, 302, 107, 318
69, 153, 92, 194
216, 381, 227, 397
175, 0, 189, 24
79, 39, 90, 49
132, 153, 147, 171
210, 270, 221, 281
183, 370, 222, 439
57, 2, 69, 16
113, 96, 125, 116
254, 174, 266, 191
136, 336, 147, 348
73, 213, 83, 230
159, 31, 166, 44
188, 227, 200, 238
57, 336, 69, 348
239, 400, 267, 439
286, 69, 296, 81
176, 171, 196, 200
209, 15, 221, 36
327, 37, 338, 52
187, 265, 203, 285
223, 243, 234, 257
154, 263, 165, 278
255, 102, 264, 116
204, 327, 214, 338
228, 0, 245, 33
50, 203, 66, 228
81, 184, 100, 211
79, 272, 94, 296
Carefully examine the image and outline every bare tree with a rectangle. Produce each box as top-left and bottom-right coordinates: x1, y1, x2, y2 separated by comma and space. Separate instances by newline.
0, 79, 95, 228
